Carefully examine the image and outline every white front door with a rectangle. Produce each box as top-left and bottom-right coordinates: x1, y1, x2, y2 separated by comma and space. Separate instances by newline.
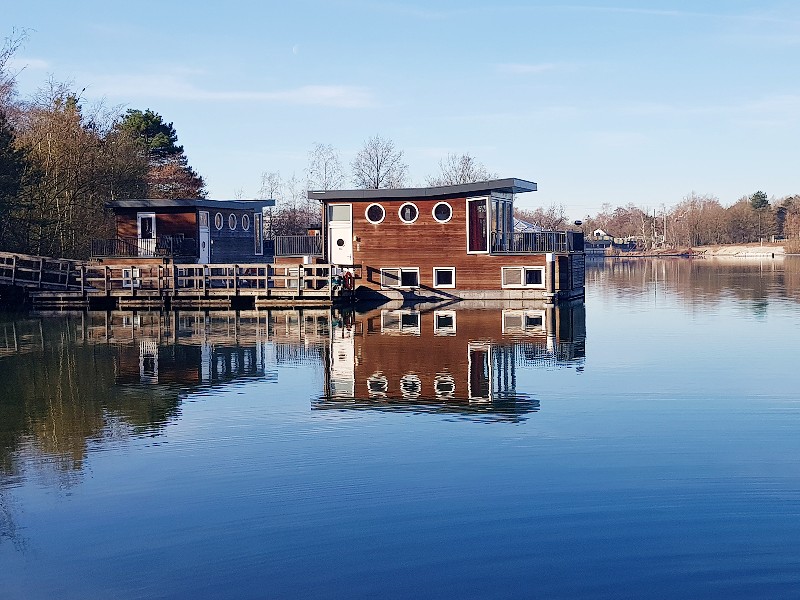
198, 211, 210, 263
328, 204, 353, 266
137, 212, 156, 257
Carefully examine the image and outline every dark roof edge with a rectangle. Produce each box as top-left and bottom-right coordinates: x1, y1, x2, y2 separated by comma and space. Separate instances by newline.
307, 178, 537, 201
106, 198, 276, 210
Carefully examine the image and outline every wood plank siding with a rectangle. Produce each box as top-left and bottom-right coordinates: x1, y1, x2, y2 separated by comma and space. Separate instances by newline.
343, 197, 572, 292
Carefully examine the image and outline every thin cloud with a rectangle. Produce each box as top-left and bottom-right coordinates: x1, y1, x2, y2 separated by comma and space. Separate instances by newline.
7, 57, 49, 70
496, 62, 557, 75
89, 73, 376, 108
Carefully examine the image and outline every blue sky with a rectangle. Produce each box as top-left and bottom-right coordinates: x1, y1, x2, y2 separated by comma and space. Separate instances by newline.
5, 1, 800, 218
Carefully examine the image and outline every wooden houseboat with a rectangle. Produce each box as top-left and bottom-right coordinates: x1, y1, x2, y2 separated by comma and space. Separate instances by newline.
92, 198, 275, 264
307, 178, 585, 302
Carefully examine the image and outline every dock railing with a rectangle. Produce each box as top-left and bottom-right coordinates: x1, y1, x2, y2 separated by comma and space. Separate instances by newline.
491, 231, 584, 254
274, 235, 323, 257
91, 236, 198, 259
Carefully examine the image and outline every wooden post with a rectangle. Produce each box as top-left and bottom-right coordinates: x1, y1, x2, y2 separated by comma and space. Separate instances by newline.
105, 265, 110, 295
63, 261, 71, 289
234, 265, 238, 295
38, 258, 44, 288
11, 255, 16, 285
298, 264, 303, 296
80, 265, 86, 294
172, 264, 178, 298
202, 265, 207, 296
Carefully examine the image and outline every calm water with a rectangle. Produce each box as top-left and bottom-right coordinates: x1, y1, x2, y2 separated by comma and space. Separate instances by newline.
1, 257, 799, 599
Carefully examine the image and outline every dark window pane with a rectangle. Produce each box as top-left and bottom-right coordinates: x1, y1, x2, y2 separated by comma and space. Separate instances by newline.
400, 270, 418, 287
435, 269, 453, 286
434, 203, 451, 222
366, 204, 384, 223
525, 269, 543, 285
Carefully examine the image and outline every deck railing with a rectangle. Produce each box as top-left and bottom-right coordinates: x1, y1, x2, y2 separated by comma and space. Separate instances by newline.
91, 236, 198, 258
491, 231, 584, 254
274, 235, 323, 257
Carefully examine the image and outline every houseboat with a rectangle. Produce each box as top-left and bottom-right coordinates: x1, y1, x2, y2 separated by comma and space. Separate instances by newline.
93, 198, 275, 264
307, 178, 585, 302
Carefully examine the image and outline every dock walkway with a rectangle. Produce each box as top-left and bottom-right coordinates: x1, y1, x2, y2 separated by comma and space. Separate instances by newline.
0, 251, 343, 309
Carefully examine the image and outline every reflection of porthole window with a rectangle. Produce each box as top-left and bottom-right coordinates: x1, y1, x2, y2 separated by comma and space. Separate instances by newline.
367, 372, 388, 397
434, 373, 456, 399
366, 203, 385, 224
242, 214, 251, 231
432, 202, 452, 223
400, 373, 422, 399
229, 214, 237, 230
398, 202, 418, 224
214, 212, 223, 230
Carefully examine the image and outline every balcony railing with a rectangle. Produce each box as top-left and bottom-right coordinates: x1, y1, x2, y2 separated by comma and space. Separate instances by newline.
91, 236, 198, 258
491, 231, 584, 254
274, 235, 323, 257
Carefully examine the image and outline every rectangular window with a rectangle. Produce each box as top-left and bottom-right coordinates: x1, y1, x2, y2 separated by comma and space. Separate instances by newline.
502, 309, 546, 334
381, 310, 420, 335
502, 266, 545, 289
381, 267, 419, 289
253, 212, 263, 255
467, 197, 489, 253
434, 310, 456, 335
329, 204, 351, 222
433, 267, 456, 289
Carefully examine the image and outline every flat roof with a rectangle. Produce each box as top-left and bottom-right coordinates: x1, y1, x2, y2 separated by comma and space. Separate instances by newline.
307, 178, 537, 202
107, 198, 276, 210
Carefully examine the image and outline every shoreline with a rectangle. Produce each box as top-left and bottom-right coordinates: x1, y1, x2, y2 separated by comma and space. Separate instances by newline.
594, 242, 789, 259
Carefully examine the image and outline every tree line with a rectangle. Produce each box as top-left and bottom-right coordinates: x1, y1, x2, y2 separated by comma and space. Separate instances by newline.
558, 191, 800, 249
0, 32, 205, 258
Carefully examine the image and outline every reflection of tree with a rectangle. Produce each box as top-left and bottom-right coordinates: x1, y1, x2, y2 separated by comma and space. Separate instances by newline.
587, 258, 800, 308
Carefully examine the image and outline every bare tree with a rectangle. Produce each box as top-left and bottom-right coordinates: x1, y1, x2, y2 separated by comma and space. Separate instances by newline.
258, 171, 283, 201
0, 29, 27, 111
427, 152, 497, 186
351, 134, 408, 189
515, 203, 567, 230
307, 143, 344, 191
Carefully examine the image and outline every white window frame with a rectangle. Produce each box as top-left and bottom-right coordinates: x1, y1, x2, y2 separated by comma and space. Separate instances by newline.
214, 212, 224, 230
365, 203, 385, 224
501, 266, 546, 289
122, 267, 141, 289
253, 212, 263, 255
466, 196, 490, 254
398, 202, 419, 224
380, 310, 421, 335
242, 214, 251, 231
432, 266, 456, 289
502, 309, 547, 334
432, 201, 453, 223
228, 213, 237, 230
433, 310, 457, 335
380, 267, 420, 289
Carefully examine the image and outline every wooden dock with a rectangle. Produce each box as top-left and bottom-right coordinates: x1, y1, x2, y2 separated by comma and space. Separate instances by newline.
0, 251, 348, 309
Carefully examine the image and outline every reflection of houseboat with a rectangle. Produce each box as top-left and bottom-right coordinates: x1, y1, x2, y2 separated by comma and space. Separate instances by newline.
307, 179, 585, 302
319, 303, 585, 420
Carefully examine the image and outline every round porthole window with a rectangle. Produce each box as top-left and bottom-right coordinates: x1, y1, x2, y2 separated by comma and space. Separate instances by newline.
229, 214, 237, 230
365, 203, 385, 224
336, 238, 345, 247
400, 373, 422, 399
398, 202, 418, 224
433, 201, 453, 223
214, 212, 223, 230
367, 372, 388, 397
242, 214, 251, 231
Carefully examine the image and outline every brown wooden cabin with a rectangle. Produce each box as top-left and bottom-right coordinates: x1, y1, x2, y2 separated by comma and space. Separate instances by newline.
307, 178, 585, 301
93, 199, 275, 264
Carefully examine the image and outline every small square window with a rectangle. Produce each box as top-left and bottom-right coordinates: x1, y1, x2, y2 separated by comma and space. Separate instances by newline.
525, 268, 543, 286
433, 267, 455, 288
400, 269, 419, 287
